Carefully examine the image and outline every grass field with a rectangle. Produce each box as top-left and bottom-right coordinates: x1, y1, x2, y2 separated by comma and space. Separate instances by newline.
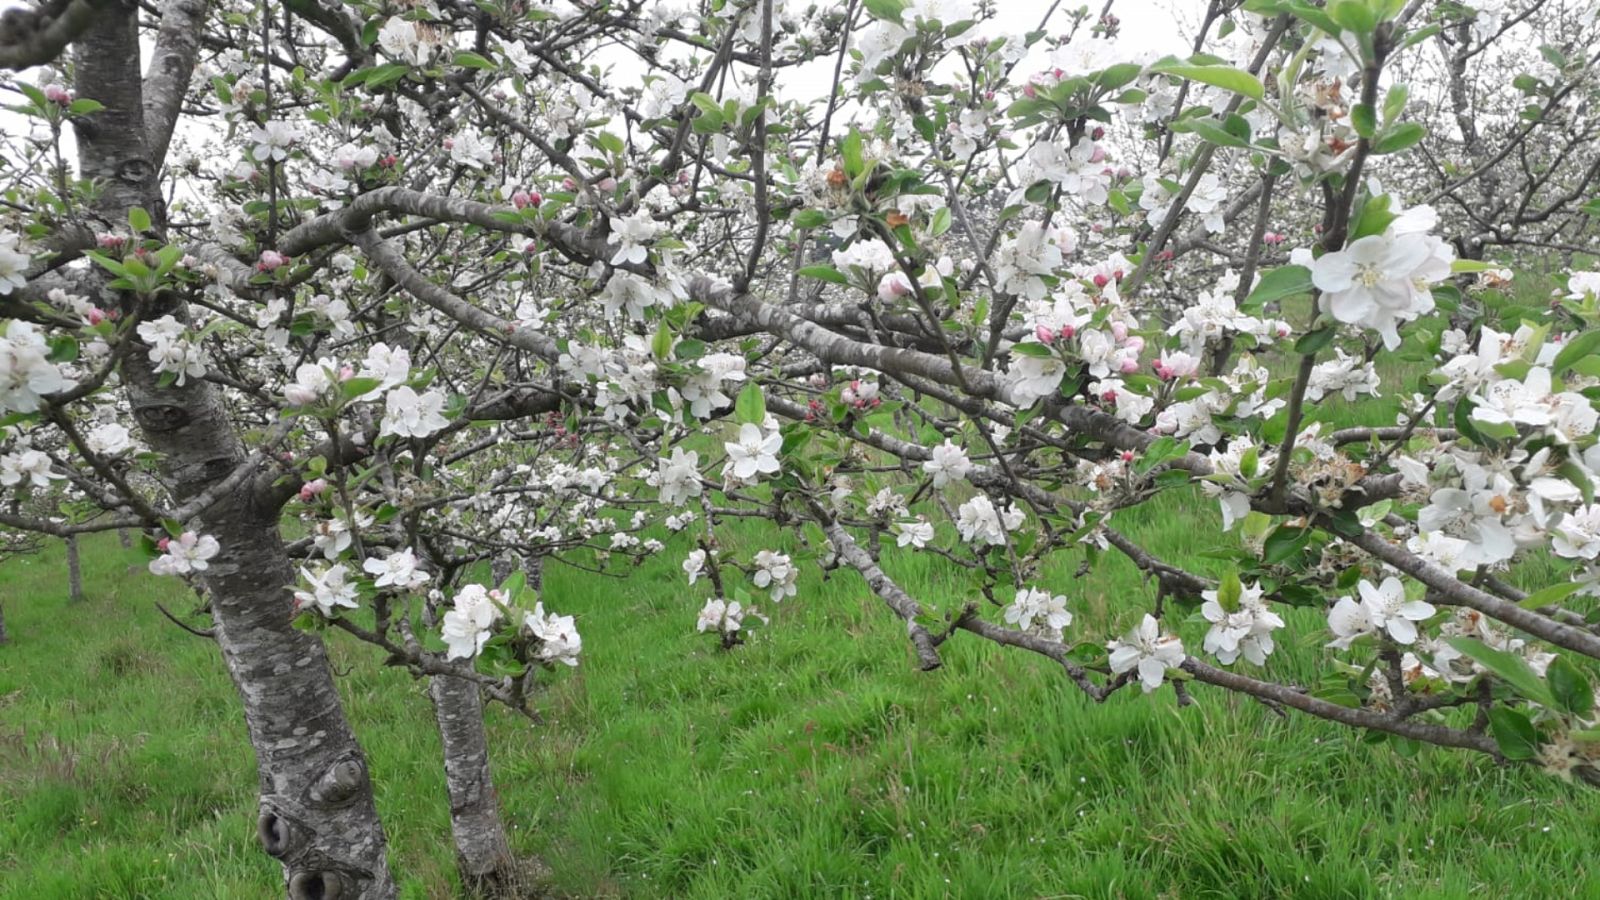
5, 363, 1600, 898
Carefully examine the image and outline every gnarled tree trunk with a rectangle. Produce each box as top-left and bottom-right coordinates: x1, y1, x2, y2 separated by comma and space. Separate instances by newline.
72, 6, 394, 897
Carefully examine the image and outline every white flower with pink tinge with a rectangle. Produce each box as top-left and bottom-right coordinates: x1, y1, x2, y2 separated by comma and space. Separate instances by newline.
149, 531, 221, 577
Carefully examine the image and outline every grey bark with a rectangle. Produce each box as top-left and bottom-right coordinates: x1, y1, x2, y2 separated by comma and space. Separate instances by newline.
428, 669, 517, 895
427, 554, 520, 893
65, 534, 83, 603
72, 7, 394, 898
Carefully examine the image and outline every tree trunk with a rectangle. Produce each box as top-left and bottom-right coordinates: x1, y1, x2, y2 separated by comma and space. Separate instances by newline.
73, 8, 394, 898
423, 555, 520, 894
65, 534, 84, 603
428, 669, 517, 895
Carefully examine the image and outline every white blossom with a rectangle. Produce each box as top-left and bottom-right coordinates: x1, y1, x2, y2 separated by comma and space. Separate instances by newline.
922, 440, 972, 488
751, 549, 798, 602
724, 422, 782, 481
1107, 614, 1186, 692
362, 547, 431, 590
293, 564, 360, 616
381, 386, 450, 439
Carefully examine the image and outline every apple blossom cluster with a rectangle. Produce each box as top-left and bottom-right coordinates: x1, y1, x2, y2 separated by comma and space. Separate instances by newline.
1107, 614, 1186, 693
1004, 587, 1073, 641
148, 532, 221, 577
1, 321, 77, 414
751, 550, 798, 603
1200, 580, 1285, 666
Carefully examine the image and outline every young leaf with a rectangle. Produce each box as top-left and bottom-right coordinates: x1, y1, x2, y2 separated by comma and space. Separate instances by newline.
1151, 61, 1265, 100
734, 381, 766, 425
1445, 637, 1556, 707
1546, 656, 1594, 718
1486, 707, 1539, 760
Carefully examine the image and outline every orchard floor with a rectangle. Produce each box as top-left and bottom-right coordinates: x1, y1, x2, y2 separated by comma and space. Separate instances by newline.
3, 497, 1598, 900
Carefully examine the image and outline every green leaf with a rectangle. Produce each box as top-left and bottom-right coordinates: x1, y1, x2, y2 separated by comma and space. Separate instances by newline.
841, 128, 865, 178
1518, 580, 1588, 611
1150, 60, 1265, 100
453, 51, 496, 69
1350, 193, 1396, 240
1351, 103, 1376, 139
1216, 569, 1242, 612
1486, 707, 1539, 760
863, 0, 907, 22
1382, 84, 1409, 125
1328, 0, 1377, 34
1446, 637, 1556, 707
798, 264, 848, 285
1546, 656, 1593, 718
1246, 265, 1313, 308
928, 207, 952, 237
128, 207, 152, 234
1262, 524, 1312, 565
1552, 330, 1600, 376
338, 377, 383, 402
1372, 123, 1426, 155
1294, 328, 1336, 355
1173, 117, 1250, 148
734, 381, 766, 425
792, 209, 828, 229
66, 98, 104, 116
1095, 62, 1145, 91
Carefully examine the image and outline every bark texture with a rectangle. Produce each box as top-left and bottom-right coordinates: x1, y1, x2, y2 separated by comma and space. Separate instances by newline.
65, 534, 84, 603
428, 671, 516, 895
72, 5, 394, 897
426, 554, 520, 893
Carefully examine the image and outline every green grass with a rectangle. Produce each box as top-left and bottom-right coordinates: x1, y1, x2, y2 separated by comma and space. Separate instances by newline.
4, 360, 1599, 898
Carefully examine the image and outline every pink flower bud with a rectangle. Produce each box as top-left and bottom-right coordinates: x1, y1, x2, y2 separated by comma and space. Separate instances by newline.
1089, 145, 1106, 164
157, 537, 171, 551
598, 177, 618, 192
86, 308, 106, 325
1110, 322, 1128, 341
1119, 357, 1140, 374
523, 240, 539, 254
562, 177, 577, 190
1035, 324, 1056, 344
298, 478, 329, 502
1093, 274, 1109, 289
44, 84, 71, 104
1125, 336, 1145, 353
97, 233, 125, 250
442, 138, 455, 150
338, 365, 355, 380
511, 190, 533, 209
1091, 126, 1105, 141
1060, 324, 1075, 340
258, 250, 287, 271
1120, 450, 1135, 463
1022, 83, 1037, 99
